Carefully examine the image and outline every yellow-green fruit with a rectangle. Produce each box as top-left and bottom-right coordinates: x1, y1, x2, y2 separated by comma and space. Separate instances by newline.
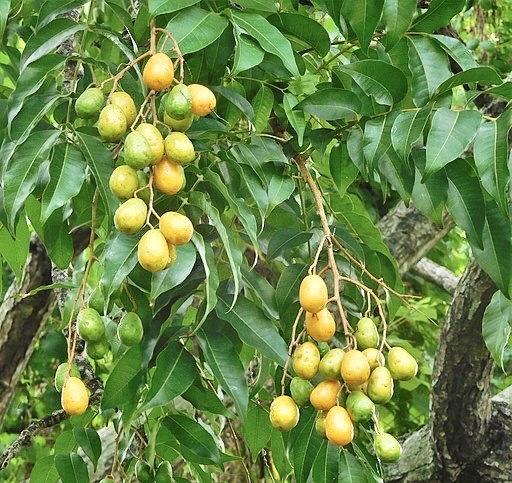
98, 104, 127, 142
165, 83, 192, 120
75, 88, 104, 118
315, 411, 328, 438
367, 366, 394, 405
117, 312, 144, 346
290, 376, 314, 407
355, 317, 379, 350
363, 348, 385, 371
340, 350, 371, 386
309, 379, 341, 411
85, 339, 110, 360
136, 123, 165, 165
388, 347, 418, 381
77, 308, 105, 342
138, 229, 169, 272
188, 83, 216, 116
124, 131, 153, 169
61, 377, 89, 416
111, 91, 137, 126
292, 341, 320, 380
305, 308, 336, 342
164, 111, 194, 132
109, 165, 139, 199
319, 348, 345, 380
346, 390, 375, 423
54, 363, 80, 392
164, 131, 195, 165
159, 211, 194, 246
269, 395, 299, 432
299, 274, 328, 314
114, 198, 147, 234
135, 170, 150, 204
374, 433, 402, 463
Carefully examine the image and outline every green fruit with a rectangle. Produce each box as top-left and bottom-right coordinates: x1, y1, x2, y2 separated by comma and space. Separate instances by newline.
114, 198, 147, 234
75, 88, 104, 118
135, 460, 154, 483
164, 132, 195, 165
155, 461, 173, 483
319, 348, 345, 380
388, 347, 418, 381
85, 339, 110, 360
118, 312, 144, 346
315, 411, 328, 438
355, 317, 379, 350
111, 91, 137, 126
346, 390, 375, 423
109, 165, 139, 199
374, 433, 402, 463
136, 170, 150, 204
77, 308, 105, 342
164, 111, 194, 132
165, 84, 192, 120
87, 287, 114, 315
98, 104, 127, 142
136, 123, 165, 165
124, 131, 153, 169
290, 376, 314, 407
367, 366, 394, 405
54, 362, 80, 392
466, 38, 479, 50
480, 39, 495, 52
158, 93, 168, 119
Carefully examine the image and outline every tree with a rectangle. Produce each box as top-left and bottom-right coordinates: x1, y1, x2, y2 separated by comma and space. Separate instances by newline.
0, 1, 511, 481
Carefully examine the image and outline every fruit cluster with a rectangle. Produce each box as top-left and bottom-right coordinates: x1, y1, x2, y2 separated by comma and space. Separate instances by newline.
270, 273, 418, 464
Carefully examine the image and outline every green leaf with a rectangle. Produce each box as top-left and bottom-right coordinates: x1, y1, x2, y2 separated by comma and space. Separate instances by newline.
336, 60, 407, 105
382, 0, 417, 51
252, 85, 274, 133
30, 455, 59, 483
424, 107, 481, 179
283, 92, 306, 147
241, 266, 279, 319
42, 209, 74, 269
338, 449, 371, 482
197, 328, 249, 423
434, 66, 502, 97
363, 111, 397, 170
0, 0, 10, 40
216, 292, 289, 366
292, 408, 322, 483
233, 0, 277, 12
3, 129, 61, 232
182, 378, 234, 417
37, 0, 88, 29
330, 142, 359, 197
244, 402, 272, 459
41, 142, 86, 222
412, 0, 466, 33
0, 216, 30, 282
102, 346, 144, 410
163, 7, 228, 55
312, 440, 340, 482
232, 31, 265, 76
271, 427, 293, 478
267, 227, 313, 261
267, 174, 295, 215
432, 34, 479, 70
73, 428, 102, 471
379, 149, 415, 204
229, 10, 299, 76
297, 88, 361, 121
341, 0, 384, 53
213, 85, 255, 122
54, 454, 89, 483
275, 263, 308, 318
149, 0, 200, 18
483, 291, 512, 371
150, 243, 197, 300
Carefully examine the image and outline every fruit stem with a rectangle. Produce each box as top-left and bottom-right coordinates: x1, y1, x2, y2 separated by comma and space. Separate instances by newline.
309, 234, 328, 275
99, 51, 152, 95
155, 28, 185, 83
372, 414, 382, 434
280, 309, 304, 395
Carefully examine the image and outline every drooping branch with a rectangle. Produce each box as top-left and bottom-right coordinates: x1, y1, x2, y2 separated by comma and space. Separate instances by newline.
411, 258, 459, 295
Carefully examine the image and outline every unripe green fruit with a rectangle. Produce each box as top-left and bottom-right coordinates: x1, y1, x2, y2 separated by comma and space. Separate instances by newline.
136, 170, 151, 204
136, 123, 165, 165
374, 433, 402, 463
77, 308, 105, 342
155, 461, 173, 483
85, 339, 110, 360
75, 88, 104, 118
315, 411, 328, 438
346, 390, 375, 423
114, 198, 147, 234
118, 312, 144, 346
124, 131, 153, 169
165, 83, 192, 120
367, 366, 394, 405
109, 165, 139, 199
290, 376, 314, 407
87, 286, 114, 315
355, 317, 379, 350
98, 104, 127, 142
319, 348, 345, 380
164, 111, 194, 132
135, 460, 154, 483
164, 131, 195, 165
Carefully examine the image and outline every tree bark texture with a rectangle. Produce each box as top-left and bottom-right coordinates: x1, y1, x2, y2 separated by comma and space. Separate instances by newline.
411, 258, 459, 295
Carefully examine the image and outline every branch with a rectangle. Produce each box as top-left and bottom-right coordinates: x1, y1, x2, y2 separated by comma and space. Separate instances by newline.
411, 258, 460, 295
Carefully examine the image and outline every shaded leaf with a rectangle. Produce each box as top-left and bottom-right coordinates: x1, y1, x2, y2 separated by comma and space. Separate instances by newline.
54, 454, 89, 483
244, 402, 272, 460
275, 263, 308, 318
363, 111, 397, 169
149, 0, 200, 18
382, 0, 417, 51
0, 216, 30, 282
232, 32, 265, 76
37, 0, 88, 29
213, 85, 255, 122
297, 88, 361, 121
284, 92, 306, 147
338, 449, 371, 482
74, 428, 102, 471
341, 0, 385, 53
312, 440, 340, 483
292, 408, 321, 483
482, 291, 512, 371
252, 85, 274, 133
267, 227, 313, 261
30, 455, 59, 483
267, 174, 295, 215
412, 0, 466, 34
330, 142, 359, 198
434, 66, 502, 96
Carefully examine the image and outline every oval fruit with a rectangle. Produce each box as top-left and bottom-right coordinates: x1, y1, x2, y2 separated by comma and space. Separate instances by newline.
340, 350, 371, 386
315, 411, 328, 438
114, 198, 147, 234
367, 366, 394, 405
118, 312, 144, 346
54, 362, 80, 392
363, 348, 385, 371
98, 104, 127, 142
109, 165, 139, 199
61, 377, 89, 416
292, 341, 320, 380
87, 286, 114, 314
388, 347, 418, 381
319, 348, 345, 380
165, 83, 192, 120
164, 111, 194, 132
124, 131, 153, 169
135, 460, 154, 483
136, 123, 165, 165
143, 53, 174, 91
135, 170, 150, 204
374, 433, 402, 463
165, 242, 177, 269
310, 379, 341, 411
111, 91, 137, 126
355, 317, 379, 350
155, 461, 173, 483
269, 395, 299, 432
325, 406, 354, 446
138, 229, 169, 272
346, 390, 375, 423
153, 156, 184, 195
77, 307, 105, 342
188, 84, 216, 116
305, 307, 336, 342
164, 131, 195, 165
75, 87, 104, 118
290, 376, 314, 407
159, 211, 193, 246
299, 274, 328, 314
85, 339, 110, 360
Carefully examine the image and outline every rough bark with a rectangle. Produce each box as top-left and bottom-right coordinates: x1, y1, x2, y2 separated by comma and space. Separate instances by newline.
411, 258, 459, 295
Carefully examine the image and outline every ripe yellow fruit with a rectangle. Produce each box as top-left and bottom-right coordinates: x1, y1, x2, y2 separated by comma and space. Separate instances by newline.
153, 156, 184, 195
114, 198, 147, 234
363, 348, 385, 371
111, 91, 137, 126
309, 379, 341, 411
138, 229, 169, 272
305, 308, 336, 342
98, 104, 127, 142
109, 165, 139, 199
292, 341, 320, 380
143, 53, 174, 91
269, 395, 299, 432
61, 377, 89, 416
159, 211, 193, 246
325, 406, 354, 446
188, 83, 216, 116
340, 349, 371, 386
299, 274, 328, 314
136, 123, 165, 165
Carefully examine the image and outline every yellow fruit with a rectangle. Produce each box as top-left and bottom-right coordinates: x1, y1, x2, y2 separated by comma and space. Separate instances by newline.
309, 379, 341, 411
109, 165, 139, 199
153, 156, 184, 195
188, 84, 216, 116
61, 377, 89, 416
299, 274, 328, 314
355, 317, 379, 350
269, 395, 299, 432
362, 348, 385, 371
98, 104, 127, 142
340, 349, 371, 386
54, 363, 80, 392
325, 406, 354, 446
305, 308, 336, 342
388, 347, 418, 381
165, 242, 177, 269
367, 366, 394, 405
292, 341, 320, 380
114, 198, 147, 234
159, 211, 193, 246
138, 229, 169, 272
111, 91, 137, 126
164, 131, 195, 165
143, 53, 174, 91
136, 123, 165, 165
